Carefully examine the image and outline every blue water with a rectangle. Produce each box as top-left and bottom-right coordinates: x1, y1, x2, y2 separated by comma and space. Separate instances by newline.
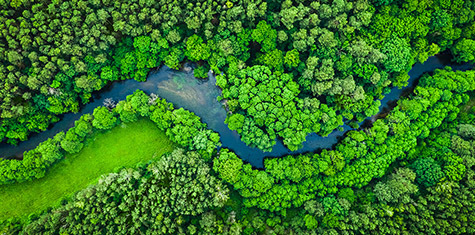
0, 56, 472, 168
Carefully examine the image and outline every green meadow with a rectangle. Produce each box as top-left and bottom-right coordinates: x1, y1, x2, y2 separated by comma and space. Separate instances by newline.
0, 119, 176, 221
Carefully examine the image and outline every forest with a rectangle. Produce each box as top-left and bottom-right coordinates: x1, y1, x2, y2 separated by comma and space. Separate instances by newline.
0, 0, 474, 234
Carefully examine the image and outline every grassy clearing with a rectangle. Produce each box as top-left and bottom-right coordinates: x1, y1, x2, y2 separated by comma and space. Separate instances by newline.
0, 118, 176, 221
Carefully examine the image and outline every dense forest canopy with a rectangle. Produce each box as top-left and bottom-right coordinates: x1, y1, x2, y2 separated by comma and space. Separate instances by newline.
1, 0, 474, 149
0, 0, 475, 234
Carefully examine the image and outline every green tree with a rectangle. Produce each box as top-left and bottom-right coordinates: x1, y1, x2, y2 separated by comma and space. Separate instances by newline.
251, 21, 277, 53
453, 39, 475, 62
60, 129, 84, 154
213, 149, 243, 184
92, 107, 117, 130
381, 36, 412, 73
284, 49, 300, 69
412, 158, 445, 187
185, 34, 211, 61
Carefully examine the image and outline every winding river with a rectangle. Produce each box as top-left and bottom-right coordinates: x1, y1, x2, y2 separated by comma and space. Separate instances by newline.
0, 55, 472, 167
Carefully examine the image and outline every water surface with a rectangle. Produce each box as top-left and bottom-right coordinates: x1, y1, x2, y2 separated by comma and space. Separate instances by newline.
0, 56, 472, 167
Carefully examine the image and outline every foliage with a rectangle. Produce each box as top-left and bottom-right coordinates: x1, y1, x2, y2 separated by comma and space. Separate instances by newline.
220, 65, 341, 151
3, 0, 473, 147
412, 157, 445, 187
215, 69, 475, 212
373, 168, 418, 204
0, 90, 221, 185
381, 36, 413, 73
0, 119, 175, 221
2, 0, 475, 234
92, 107, 118, 130
21, 149, 229, 234
453, 39, 475, 62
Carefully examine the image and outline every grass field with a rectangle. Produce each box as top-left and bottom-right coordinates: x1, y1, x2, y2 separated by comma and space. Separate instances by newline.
0, 118, 176, 221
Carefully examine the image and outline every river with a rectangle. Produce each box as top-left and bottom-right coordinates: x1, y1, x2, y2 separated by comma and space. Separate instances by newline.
0, 55, 472, 167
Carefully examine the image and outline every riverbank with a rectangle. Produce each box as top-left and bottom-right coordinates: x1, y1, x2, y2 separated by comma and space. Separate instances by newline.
0, 118, 176, 221
0, 56, 473, 168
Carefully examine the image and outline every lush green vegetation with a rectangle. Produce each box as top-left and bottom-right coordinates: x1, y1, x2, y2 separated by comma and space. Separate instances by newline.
1, 0, 475, 234
0, 90, 220, 185
220, 65, 340, 151
215, 68, 475, 212
0, 118, 175, 221
9, 115, 475, 234
1, 0, 474, 151
20, 149, 229, 234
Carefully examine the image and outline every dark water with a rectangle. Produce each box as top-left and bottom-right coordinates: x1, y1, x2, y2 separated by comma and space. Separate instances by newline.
0, 56, 472, 167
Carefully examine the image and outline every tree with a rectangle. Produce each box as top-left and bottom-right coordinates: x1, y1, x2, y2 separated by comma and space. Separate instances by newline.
453, 39, 475, 62
60, 129, 84, 154
114, 100, 138, 123
458, 124, 475, 139
373, 0, 395, 6
22, 149, 230, 234
430, 10, 451, 30
284, 49, 300, 68
381, 36, 412, 73
251, 21, 277, 53
74, 114, 93, 137
304, 214, 319, 230
213, 149, 243, 184
185, 34, 211, 61
92, 106, 117, 130
374, 168, 418, 204
412, 158, 445, 187
225, 113, 245, 132
127, 90, 150, 117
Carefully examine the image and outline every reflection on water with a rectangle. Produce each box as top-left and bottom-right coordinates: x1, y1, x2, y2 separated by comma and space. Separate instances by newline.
0, 57, 473, 168
147, 66, 349, 168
